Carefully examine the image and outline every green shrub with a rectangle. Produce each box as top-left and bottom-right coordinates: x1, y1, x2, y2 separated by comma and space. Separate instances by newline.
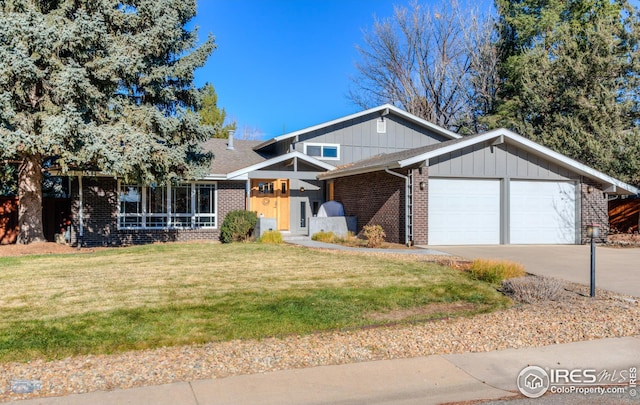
363, 224, 386, 248
259, 230, 283, 244
502, 276, 566, 303
469, 259, 526, 283
220, 210, 258, 243
311, 231, 337, 243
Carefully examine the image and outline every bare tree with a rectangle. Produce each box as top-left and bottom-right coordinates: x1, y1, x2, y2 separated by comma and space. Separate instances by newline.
350, 0, 498, 133
238, 124, 265, 141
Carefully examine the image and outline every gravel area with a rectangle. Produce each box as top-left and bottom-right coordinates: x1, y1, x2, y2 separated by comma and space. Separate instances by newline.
1, 282, 638, 403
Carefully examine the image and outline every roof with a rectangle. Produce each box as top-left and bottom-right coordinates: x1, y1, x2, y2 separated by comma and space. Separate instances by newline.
201, 138, 266, 179
201, 138, 336, 180
253, 104, 462, 151
318, 129, 639, 196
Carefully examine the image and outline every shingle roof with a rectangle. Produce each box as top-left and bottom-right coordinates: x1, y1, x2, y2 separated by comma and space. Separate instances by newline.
319, 134, 482, 179
201, 138, 266, 176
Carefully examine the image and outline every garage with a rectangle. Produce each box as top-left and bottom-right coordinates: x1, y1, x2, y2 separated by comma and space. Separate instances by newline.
509, 181, 577, 244
428, 179, 501, 245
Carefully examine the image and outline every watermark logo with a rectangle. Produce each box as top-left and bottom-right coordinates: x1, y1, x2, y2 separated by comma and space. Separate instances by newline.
517, 366, 550, 398
517, 366, 637, 398
10, 380, 42, 394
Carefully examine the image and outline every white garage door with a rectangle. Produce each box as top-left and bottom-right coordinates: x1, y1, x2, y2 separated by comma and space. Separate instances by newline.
428, 179, 501, 245
510, 181, 576, 244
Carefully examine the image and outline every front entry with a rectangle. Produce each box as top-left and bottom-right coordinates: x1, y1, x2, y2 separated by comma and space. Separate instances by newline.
250, 179, 290, 230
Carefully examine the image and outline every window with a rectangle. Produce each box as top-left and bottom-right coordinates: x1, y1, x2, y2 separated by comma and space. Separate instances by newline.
304, 143, 340, 160
195, 184, 216, 227
147, 186, 167, 227
119, 185, 143, 227
171, 183, 192, 227
118, 182, 216, 229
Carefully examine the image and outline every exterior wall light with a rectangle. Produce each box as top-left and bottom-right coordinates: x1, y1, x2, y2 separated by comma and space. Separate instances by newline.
299, 187, 305, 193
419, 181, 426, 191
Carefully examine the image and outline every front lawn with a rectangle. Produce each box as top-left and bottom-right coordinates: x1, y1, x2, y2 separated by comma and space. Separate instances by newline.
0, 242, 510, 362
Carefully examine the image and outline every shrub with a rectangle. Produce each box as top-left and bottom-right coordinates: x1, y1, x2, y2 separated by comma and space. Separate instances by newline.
312, 231, 338, 243
502, 276, 566, 303
259, 230, 283, 244
220, 210, 257, 243
468, 259, 526, 283
363, 224, 386, 248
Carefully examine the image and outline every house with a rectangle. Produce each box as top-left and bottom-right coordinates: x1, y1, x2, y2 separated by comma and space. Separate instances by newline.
59, 104, 637, 246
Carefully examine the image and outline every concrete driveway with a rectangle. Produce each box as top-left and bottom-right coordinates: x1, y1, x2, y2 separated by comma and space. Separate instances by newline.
429, 245, 640, 298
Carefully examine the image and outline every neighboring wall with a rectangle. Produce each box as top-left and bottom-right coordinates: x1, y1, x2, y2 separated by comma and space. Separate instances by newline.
609, 197, 640, 233
70, 177, 245, 247
0, 196, 71, 244
0, 197, 18, 244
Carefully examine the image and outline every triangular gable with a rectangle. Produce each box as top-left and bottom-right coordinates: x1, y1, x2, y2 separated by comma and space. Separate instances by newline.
253, 104, 461, 151
399, 129, 638, 195
226, 151, 335, 180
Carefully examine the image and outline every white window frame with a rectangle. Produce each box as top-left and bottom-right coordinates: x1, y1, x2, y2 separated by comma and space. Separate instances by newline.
303, 143, 340, 160
117, 181, 217, 230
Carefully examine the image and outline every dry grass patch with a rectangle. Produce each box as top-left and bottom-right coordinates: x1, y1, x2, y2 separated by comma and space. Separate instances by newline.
0, 242, 509, 362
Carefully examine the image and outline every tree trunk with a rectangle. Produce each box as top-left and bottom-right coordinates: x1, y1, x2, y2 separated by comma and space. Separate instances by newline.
17, 154, 45, 244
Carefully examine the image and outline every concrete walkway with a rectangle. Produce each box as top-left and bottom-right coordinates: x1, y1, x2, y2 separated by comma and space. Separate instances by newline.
429, 245, 640, 297
11, 336, 640, 405
285, 238, 451, 256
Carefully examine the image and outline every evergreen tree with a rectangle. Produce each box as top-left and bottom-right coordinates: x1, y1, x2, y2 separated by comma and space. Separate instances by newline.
0, 0, 215, 243
490, 0, 640, 185
198, 83, 236, 139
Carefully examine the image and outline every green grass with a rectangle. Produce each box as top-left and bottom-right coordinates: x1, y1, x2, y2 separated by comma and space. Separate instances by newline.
0, 243, 510, 362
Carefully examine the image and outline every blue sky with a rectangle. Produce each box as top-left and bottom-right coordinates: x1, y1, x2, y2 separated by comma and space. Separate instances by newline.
192, 1, 493, 139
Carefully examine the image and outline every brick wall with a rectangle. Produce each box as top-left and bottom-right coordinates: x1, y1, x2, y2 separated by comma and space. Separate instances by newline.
70, 177, 246, 247
333, 170, 406, 244
411, 168, 429, 245
580, 180, 609, 243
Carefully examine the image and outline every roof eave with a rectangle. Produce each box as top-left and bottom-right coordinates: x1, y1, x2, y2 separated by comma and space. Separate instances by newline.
397, 129, 639, 196
318, 162, 402, 180
254, 104, 460, 151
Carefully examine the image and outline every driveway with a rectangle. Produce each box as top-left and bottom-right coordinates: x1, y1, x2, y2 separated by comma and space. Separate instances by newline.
428, 245, 640, 298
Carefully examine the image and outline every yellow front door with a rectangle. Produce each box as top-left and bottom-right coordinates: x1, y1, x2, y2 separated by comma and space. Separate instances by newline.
250, 179, 290, 230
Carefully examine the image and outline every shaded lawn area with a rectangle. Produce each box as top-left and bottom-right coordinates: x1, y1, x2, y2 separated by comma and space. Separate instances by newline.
0, 243, 510, 362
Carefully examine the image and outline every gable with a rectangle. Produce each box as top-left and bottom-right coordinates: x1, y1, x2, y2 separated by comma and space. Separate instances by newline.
429, 141, 580, 181
288, 111, 452, 167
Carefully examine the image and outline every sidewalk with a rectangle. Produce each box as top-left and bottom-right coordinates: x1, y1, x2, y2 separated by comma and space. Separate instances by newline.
11, 336, 640, 405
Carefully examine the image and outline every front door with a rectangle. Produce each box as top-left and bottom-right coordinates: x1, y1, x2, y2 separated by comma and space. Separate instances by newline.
250, 179, 290, 230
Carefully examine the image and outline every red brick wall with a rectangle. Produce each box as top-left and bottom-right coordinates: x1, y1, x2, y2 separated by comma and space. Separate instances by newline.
70, 178, 246, 247
411, 168, 429, 245
333, 170, 406, 244
580, 180, 609, 243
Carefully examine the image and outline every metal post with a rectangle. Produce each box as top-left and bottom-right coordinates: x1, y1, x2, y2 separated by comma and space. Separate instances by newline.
590, 235, 596, 297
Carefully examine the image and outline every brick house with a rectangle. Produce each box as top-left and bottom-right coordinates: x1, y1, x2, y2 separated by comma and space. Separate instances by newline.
52, 104, 637, 246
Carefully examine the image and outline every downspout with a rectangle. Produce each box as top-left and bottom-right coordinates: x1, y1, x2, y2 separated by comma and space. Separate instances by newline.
384, 168, 410, 246
78, 174, 84, 249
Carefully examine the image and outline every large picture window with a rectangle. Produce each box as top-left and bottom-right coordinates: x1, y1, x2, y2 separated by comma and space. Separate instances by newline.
118, 182, 217, 229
